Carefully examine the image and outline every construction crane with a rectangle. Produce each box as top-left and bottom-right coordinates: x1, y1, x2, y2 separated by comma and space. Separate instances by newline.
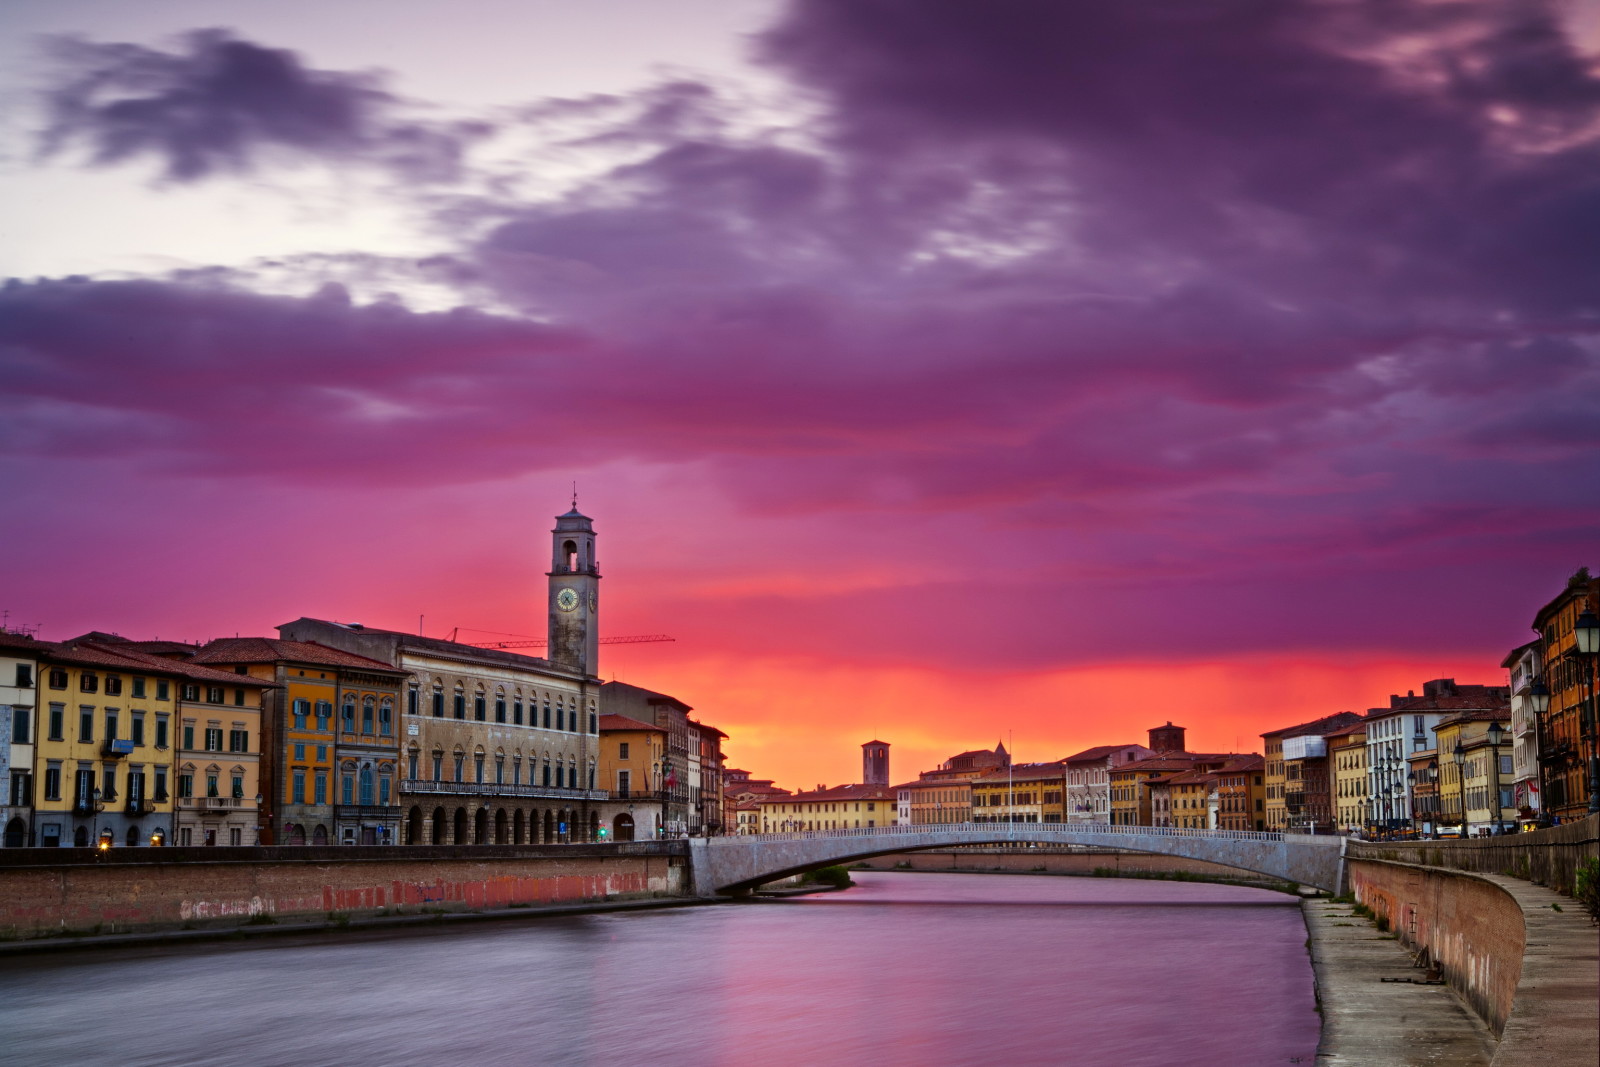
472, 634, 675, 650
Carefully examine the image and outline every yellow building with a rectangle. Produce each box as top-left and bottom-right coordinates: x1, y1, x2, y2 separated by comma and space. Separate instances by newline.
1156, 769, 1213, 829
1330, 728, 1368, 834
760, 783, 894, 832
1110, 757, 1194, 826
33, 637, 262, 848
971, 762, 1067, 823
1433, 711, 1514, 836
1260, 712, 1364, 832
172, 674, 272, 847
900, 777, 973, 824
598, 712, 666, 841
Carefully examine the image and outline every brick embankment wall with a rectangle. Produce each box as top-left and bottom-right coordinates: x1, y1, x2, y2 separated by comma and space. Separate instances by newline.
1347, 815, 1598, 896
1347, 859, 1524, 1036
851, 848, 1279, 881
0, 843, 688, 939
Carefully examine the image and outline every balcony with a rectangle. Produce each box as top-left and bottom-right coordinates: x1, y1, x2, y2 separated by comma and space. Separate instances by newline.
609, 789, 671, 801
101, 739, 135, 758
335, 805, 399, 819
399, 779, 606, 802
124, 798, 154, 815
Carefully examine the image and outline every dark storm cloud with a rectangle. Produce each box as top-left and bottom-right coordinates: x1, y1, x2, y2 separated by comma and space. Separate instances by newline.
37, 29, 490, 182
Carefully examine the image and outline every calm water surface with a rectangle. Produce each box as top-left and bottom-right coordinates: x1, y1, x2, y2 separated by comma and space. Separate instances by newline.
0, 872, 1319, 1067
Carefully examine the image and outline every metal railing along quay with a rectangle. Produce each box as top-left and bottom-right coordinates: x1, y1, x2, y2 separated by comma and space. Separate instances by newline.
735, 822, 1301, 844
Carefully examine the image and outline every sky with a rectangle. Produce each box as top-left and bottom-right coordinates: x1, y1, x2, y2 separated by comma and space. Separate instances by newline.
2, 0, 1597, 790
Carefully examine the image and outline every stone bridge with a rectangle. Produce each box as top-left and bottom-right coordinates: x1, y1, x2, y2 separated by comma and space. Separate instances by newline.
688, 823, 1346, 896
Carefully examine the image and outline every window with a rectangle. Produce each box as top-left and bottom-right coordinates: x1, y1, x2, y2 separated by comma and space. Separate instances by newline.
407, 751, 419, 779
495, 756, 504, 784
432, 690, 444, 718
292, 770, 305, 804
362, 699, 374, 734
475, 755, 485, 783
229, 729, 249, 752
79, 707, 94, 743
543, 703, 551, 729
206, 773, 219, 799
408, 687, 419, 715
589, 712, 597, 734
182, 723, 195, 750
432, 753, 443, 781
44, 766, 62, 800
342, 775, 354, 805
131, 677, 146, 698
154, 768, 168, 800
555, 706, 564, 732
206, 687, 224, 704
543, 762, 551, 787
341, 700, 356, 732
619, 743, 630, 760
48, 668, 68, 689
453, 754, 464, 781
495, 698, 506, 724
294, 743, 306, 761
316, 745, 327, 761
379, 776, 390, 805
232, 773, 244, 799
205, 727, 223, 752
48, 703, 63, 741
314, 772, 327, 805
178, 773, 195, 799
315, 701, 332, 730
359, 766, 374, 806
105, 676, 122, 696
514, 700, 523, 725
379, 701, 392, 735
131, 714, 145, 746
234, 689, 244, 707
454, 693, 466, 720
474, 696, 486, 722
105, 710, 118, 740
182, 683, 199, 701
81, 672, 98, 693
293, 700, 309, 729
156, 680, 169, 701
10, 707, 28, 744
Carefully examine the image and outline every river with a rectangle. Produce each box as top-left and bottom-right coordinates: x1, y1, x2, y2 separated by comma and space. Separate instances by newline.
0, 871, 1320, 1066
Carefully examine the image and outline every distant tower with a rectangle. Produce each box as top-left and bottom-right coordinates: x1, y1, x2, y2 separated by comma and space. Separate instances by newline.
861, 740, 890, 786
1148, 722, 1186, 754
547, 503, 600, 677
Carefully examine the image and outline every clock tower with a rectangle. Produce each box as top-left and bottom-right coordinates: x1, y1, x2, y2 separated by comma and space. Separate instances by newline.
547, 504, 600, 677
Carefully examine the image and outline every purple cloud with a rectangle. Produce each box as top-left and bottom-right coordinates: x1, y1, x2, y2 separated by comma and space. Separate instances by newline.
37, 29, 489, 182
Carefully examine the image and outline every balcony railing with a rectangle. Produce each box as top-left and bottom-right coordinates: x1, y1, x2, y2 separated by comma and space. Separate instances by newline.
609, 789, 671, 801
399, 779, 607, 801
335, 804, 399, 818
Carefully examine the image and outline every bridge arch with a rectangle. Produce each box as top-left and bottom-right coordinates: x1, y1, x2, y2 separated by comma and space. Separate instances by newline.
690, 825, 1343, 896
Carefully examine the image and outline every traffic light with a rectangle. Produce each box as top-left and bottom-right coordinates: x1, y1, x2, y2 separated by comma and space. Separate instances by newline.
598, 826, 609, 839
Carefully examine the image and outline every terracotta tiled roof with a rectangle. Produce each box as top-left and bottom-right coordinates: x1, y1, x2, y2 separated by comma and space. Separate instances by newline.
1062, 744, 1145, 763
1218, 754, 1265, 772
973, 761, 1066, 785
1262, 710, 1366, 740
191, 637, 404, 673
759, 783, 895, 804
42, 640, 275, 686
599, 713, 664, 733
1434, 709, 1512, 728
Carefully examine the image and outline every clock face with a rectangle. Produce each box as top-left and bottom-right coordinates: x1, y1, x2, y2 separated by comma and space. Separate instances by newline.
556, 588, 579, 612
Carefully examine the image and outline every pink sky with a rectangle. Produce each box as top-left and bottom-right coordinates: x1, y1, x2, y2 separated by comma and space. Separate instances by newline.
2, 1, 1596, 788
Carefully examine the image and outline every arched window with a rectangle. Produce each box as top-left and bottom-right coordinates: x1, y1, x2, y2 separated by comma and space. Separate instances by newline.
341, 699, 356, 733
359, 765, 375, 806
342, 772, 354, 805
453, 750, 465, 781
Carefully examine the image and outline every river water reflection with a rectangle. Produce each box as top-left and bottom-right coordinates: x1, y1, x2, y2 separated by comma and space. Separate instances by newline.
0, 872, 1319, 1067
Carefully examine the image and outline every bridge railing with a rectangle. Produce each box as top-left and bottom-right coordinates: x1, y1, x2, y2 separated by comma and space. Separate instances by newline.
730, 822, 1299, 845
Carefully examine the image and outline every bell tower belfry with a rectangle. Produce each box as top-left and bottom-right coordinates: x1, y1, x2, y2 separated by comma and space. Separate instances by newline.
547, 503, 600, 677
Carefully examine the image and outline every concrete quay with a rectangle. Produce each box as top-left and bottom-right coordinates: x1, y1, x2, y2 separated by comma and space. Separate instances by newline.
1305, 895, 1495, 1066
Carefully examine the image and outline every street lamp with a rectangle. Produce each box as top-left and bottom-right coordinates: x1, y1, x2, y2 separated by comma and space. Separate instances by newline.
1486, 721, 1506, 835
1574, 607, 1599, 816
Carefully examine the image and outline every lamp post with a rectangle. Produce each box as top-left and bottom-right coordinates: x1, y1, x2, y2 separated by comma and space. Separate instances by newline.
1528, 680, 1551, 824
1486, 721, 1506, 835
1405, 771, 1416, 837
1574, 607, 1599, 816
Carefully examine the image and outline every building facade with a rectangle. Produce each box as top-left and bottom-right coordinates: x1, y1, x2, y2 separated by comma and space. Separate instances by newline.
598, 713, 666, 840
1064, 744, 1154, 824
759, 783, 894, 832
1365, 679, 1509, 835
1529, 571, 1598, 821
1261, 712, 1364, 833
0, 634, 40, 847
1502, 640, 1543, 823
1330, 728, 1368, 835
